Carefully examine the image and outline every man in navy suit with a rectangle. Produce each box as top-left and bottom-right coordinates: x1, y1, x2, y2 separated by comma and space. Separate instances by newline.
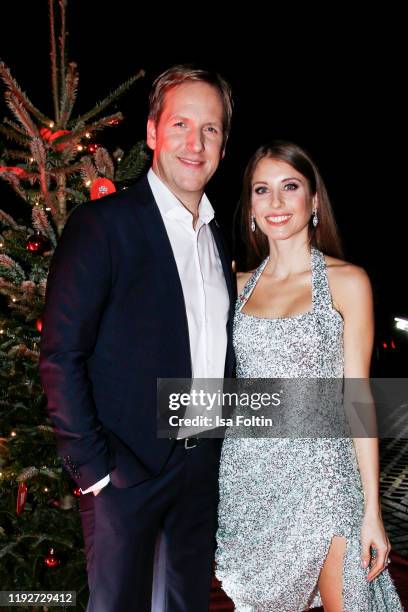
39, 65, 235, 612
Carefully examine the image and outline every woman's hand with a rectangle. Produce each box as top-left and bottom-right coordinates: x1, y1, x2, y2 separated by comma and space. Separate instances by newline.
360, 511, 391, 581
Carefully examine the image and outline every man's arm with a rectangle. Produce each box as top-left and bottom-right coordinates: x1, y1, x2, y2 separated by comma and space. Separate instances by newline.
39, 204, 112, 491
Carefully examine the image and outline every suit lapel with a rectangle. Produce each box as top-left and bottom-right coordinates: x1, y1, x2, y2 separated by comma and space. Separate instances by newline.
209, 218, 235, 317
209, 218, 236, 378
135, 176, 192, 377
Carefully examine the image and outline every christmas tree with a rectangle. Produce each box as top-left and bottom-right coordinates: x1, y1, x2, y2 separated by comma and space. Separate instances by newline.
0, 2, 148, 608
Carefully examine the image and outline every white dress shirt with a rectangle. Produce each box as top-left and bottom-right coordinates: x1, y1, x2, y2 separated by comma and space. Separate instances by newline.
81, 169, 229, 494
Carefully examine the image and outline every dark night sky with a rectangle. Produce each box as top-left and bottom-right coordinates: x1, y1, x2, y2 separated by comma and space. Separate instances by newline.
0, 3, 405, 327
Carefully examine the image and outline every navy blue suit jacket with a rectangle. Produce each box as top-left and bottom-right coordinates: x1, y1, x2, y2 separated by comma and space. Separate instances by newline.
39, 175, 236, 490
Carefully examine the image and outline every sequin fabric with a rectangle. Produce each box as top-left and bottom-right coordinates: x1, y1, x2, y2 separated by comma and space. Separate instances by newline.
215, 248, 403, 611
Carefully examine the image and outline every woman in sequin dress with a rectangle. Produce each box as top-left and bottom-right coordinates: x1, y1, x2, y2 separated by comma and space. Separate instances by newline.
215, 141, 403, 611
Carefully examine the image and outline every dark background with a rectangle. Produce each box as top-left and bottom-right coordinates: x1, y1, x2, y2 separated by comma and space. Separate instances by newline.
0, 3, 405, 354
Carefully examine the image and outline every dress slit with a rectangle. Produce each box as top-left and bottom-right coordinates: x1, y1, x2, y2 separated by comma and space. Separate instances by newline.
308, 534, 348, 610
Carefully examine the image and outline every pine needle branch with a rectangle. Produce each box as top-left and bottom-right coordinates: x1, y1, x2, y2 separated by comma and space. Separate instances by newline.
80, 157, 98, 185
3, 118, 31, 138
94, 147, 114, 179
29, 139, 58, 218
0, 209, 26, 230
57, 112, 124, 145
115, 141, 149, 182
0, 62, 52, 126
59, 0, 68, 104
58, 62, 79, 128
48, 161, 85, 176
70, 70, 145, 127
0, 123, 30, 146
31, 207, 57, 247
4, 94, 40, 139
2, 149, 33, 162
0, 172, 27, 201
64, 187, 89, 203
0, 254, 26, 283
29, 138, 47, 170
48, 0, 60, 120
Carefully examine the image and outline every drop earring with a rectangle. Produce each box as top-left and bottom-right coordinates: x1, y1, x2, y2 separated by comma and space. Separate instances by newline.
251, 215, 256, 232
312, 209, 318, 227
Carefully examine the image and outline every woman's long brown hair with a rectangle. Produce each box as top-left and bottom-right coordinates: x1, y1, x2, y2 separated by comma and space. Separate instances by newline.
240, 140, 343, 269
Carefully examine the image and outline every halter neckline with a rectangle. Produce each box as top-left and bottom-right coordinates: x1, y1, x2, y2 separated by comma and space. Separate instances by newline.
237, 247, 337, 322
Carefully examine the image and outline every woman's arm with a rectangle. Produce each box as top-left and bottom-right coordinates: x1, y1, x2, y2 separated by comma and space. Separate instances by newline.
330, 262, 391, 581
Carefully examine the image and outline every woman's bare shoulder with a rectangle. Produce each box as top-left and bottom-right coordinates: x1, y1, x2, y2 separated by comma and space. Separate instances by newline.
324, 255, 372, 311
324, 255, 370, 285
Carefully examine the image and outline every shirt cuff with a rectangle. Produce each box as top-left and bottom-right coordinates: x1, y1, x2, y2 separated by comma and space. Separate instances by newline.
80, 474, 110, 494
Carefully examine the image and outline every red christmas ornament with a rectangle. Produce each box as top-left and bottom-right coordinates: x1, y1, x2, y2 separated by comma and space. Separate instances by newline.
88, 143, 100, 153
16, 482, 28, 514
26, 230, 50, 255
39, 127, 53, 140
0, 166, 29, 179
44, 548, 60, 568
49, 130, 71, 151
72, 487, 82, 497
40, 127, 70, 151
90, 178, 116, 200
36, 318, 43, 333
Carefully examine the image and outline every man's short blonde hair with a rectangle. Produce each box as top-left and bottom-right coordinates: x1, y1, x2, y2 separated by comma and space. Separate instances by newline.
148, 64, 233, 148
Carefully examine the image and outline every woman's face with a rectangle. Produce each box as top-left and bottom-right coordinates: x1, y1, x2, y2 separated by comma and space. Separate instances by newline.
251, 157, 315, 242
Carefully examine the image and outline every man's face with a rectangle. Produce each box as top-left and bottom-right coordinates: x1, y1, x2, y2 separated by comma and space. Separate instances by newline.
147, 81, 225, 203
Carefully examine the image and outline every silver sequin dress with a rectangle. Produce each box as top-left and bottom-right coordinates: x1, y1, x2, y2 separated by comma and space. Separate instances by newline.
215, 247, 403, 612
